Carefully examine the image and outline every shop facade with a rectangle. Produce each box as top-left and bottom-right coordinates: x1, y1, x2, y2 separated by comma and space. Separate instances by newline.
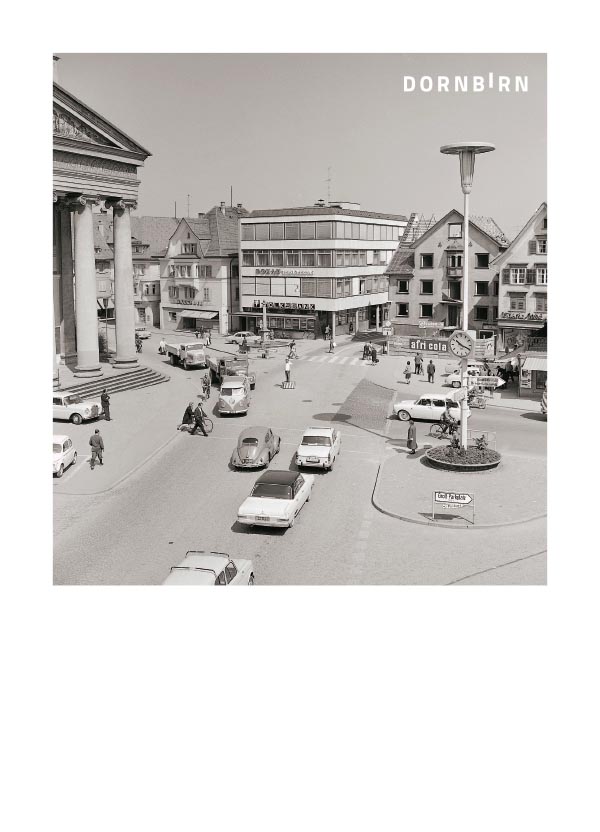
238, 202, 407, 339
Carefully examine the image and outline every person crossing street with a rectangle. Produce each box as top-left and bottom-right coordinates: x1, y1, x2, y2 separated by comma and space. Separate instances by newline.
89, 428, 104, 469
190, 401, 208, 436
427, 359, 436, 383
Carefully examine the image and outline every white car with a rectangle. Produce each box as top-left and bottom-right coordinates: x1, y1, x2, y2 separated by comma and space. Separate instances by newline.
394, 393, 467, 422
135, 326, 151, 339
444, 360, 483, 376
296, 426, 341, 471
445, 362, 484, 388
53, 434, 77, 477
237, 470, 314, 529
227, 331, 262, 346
218, 377, 251, 415
162, 551, 254, 585
53, 392, 101, 425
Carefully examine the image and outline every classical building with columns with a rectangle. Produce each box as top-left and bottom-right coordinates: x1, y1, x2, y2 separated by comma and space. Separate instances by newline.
53, 79, 151, 377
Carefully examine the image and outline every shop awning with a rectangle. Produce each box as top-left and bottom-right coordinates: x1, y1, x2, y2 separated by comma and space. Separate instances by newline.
522, 356, 547, 371
179, 310, 218, 319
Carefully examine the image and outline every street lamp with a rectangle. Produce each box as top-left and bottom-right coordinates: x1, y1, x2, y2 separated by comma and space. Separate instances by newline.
440, 141, 495, 449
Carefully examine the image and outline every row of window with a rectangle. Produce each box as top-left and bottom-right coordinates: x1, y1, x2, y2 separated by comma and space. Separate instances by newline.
395, 303, 497, 322
419, 253, 490, 269
168, 264, 213, 278
508, 296, 548, 312
241, 249, 392, 268
242, 275, 388, 299
508, 266, 547, 285
241, 220, 401, 242
393, 279, 499, 296
168, 287, 211, 301
135, 284, 158, 296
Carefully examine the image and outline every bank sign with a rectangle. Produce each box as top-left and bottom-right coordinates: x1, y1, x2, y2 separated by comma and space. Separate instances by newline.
409, 338, 449, 353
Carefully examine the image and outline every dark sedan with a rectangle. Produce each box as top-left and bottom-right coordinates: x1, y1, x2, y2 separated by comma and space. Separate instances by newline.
230, 426, 281, 469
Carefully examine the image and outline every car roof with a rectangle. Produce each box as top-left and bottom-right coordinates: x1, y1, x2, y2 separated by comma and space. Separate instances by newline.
171, 551, 230, 572
53, 434, 70, 443
222, 378, 246, 387
303, 426, 334, 436
256, 470, 299, 486
238, 426, 270, 440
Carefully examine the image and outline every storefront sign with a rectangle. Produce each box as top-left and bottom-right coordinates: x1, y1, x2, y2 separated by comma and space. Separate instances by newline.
520, 368, 532, 389
172, 300, 205, 307
418, 321, 444, 329
253, 300, 316, 311
409, 338, 449, 353
255, 268, 314, 277
500, 311, 546, 322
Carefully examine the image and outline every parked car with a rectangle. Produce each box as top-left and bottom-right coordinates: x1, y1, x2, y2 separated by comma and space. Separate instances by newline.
445, 362, 484, 388
237, 470, 314, 529
231, 426, 281, 469
394, 393, 468, 422
444, 359, 483, 376
53, 434, 77, 477
162, 551, 254, 585
53, 392, 102, 425
135, 326, 151, 339
227, 331, 262, 346
296, 426, 341, 471
218, 377, 251, 416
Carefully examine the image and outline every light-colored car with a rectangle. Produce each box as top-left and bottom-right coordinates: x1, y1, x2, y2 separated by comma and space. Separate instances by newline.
162, 551, 254, 585
218, 377, 251, 416
135, 326, 152, 339
394, 393, 468, 422
237, 470, 314, 529
53, 392, 101, 425
445, 362, 484, 388
231, 426, 281, 469
296, 426, 341, 471
227, 331, 262, 346
444, 359, 483, 375
53, 434, 77, 477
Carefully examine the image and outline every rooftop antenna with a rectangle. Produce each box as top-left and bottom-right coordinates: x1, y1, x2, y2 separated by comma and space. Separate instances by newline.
230, 185, 233, 207
187, 194, 190, 217
174, 200, 177, 219
326, 166, 332, 205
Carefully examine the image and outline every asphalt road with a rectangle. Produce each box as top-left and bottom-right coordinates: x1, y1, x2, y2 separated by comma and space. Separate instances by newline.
54, 342, 547, 585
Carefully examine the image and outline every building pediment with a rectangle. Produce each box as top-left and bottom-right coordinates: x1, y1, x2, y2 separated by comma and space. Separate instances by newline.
53, 104, 120, 147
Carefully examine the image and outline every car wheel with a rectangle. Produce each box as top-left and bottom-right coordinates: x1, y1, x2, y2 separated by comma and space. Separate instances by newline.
169, 354, 176, 366
452, 381, 461, 389
70, 413, 83, 425
397, 410, 410, 421
306, 489, 311, 502
56, 464, 64, 478
248, 574, 254, 585
72, 452, 77, 466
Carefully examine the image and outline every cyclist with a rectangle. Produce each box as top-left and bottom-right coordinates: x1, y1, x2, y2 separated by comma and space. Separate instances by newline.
440, 403, 457, 437
288, 340, 297, 359
202, 373, 211, 399
135, 334, 142, 353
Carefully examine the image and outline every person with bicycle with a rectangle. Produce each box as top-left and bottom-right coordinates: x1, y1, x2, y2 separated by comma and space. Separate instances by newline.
202, 373, 211, 399
440, 403, 457, 437
190, 400, 208, 436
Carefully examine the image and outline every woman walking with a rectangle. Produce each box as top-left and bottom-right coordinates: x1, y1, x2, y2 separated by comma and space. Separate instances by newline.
407, 419, 418, 455
403, 361, 412, 384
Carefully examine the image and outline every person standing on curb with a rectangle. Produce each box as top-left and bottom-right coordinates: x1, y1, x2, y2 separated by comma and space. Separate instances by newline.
407, 419, 417, 455
403, 361, 412, 384
371, 345, 379, 365
89, 428, 104, 469
414, 352, 423, 375
100, 388, 111, 421
427, 359, 436, 383
285, 357, 291, 383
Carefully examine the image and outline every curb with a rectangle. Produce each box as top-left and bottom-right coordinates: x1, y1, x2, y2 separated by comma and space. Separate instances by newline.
55, 431, 180, 497
370, 460, 547, 530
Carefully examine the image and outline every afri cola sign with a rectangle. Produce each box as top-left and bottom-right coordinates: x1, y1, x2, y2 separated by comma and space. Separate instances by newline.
409, 338, 449, 353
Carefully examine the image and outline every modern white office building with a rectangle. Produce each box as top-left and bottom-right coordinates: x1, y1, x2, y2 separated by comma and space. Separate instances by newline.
239, 201, 407, 339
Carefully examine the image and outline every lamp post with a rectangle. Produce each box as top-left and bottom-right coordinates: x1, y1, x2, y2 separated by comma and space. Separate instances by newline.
440, 142, 495, 449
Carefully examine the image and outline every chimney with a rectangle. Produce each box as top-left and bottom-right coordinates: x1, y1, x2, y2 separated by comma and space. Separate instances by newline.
53, 55, 60, 83
315, 199, 326, 207
237, 203, 243, 209
220, 201, 226, 215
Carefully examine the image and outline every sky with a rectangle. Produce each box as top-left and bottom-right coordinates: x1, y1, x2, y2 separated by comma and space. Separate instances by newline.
55, 53, 546, 240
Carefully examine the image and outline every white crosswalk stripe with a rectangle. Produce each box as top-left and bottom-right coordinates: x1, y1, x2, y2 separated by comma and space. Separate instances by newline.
337, 357, 348, 365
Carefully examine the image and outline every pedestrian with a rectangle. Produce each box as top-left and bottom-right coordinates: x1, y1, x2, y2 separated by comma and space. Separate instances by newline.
348, 320, 354, 334
158, 337, 166, 355
206, 330, 212, 346
89, 428, 104, 469
407, 419, 418, 455
324, 324, 330, 340
195, 330, 199, 339
329, 338, 336, 353
371, 346, 379, 365
241, 336, 248, 353
135, 334, 142, 353
427, 359, 436, 383
100, 388, 111, 421
363, 341, 372, 360
189, 402, 208, 436
285, 358, 291, 383
179, 401, 195, 431
202, 374, 211, 400
415, 352, 423, 375
404, 361, 412, 384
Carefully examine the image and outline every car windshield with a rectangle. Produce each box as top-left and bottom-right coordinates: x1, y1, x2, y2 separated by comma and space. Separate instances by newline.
221, 387, 242, 396
302, 436, 332, 446
64, 395, 83, 405
251, 483, 293, 500
241, 438, 259, 446
53, 443, 62, 453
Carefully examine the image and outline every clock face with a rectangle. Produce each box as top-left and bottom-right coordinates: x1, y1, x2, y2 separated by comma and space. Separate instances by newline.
449, 330, 474, 358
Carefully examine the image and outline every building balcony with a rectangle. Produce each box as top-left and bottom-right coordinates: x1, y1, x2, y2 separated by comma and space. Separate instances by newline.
446, 267, 463, 278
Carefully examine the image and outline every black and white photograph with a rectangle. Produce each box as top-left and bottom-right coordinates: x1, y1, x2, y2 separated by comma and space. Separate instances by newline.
50, 52, 547, 585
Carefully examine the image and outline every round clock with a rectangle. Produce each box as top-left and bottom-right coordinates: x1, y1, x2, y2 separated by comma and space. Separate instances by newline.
449, 330, 475, 358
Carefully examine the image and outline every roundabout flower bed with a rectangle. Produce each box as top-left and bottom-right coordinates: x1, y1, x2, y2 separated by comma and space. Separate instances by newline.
426, 445, 501, 472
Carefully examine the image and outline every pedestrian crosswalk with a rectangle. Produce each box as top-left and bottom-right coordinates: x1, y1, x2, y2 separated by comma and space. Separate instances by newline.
299, 354, 362, 366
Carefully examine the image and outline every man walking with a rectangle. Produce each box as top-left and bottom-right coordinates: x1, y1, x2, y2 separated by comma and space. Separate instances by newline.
190, 402, 208, 436
285, 358, 291, 383
427, 359, 436, 383
324, 324, 330, 341
407, 419, 418, 455
415, 352, 423, 375
89, 428, 104, 469
100, 388, 111, 421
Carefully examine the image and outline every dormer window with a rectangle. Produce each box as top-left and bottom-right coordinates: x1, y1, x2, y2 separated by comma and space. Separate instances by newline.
183, 243, 197, 254
448, 223, 462, 239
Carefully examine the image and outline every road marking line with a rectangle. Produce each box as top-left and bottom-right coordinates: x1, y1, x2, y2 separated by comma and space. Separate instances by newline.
349, 357, 359, 366
55, 454, 92, 482
336, 357, 348, 365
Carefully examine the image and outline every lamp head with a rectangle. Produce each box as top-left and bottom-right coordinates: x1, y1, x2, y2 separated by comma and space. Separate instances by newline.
440, 142, 495, 194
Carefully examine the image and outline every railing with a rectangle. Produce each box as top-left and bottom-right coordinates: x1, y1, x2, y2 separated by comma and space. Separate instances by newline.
446, 267, 463, 278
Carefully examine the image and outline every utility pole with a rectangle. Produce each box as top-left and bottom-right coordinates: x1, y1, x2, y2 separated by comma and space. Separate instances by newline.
187, 194, 190, 217
174, 201, 177, 219
326, 167, 332, 205
230, 185, 233, 207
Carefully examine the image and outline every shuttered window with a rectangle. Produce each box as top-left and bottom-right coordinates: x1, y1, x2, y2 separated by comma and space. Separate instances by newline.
316, 221, 332, 239
241, 225, 255, 241
255, 224, 269, 241
270, 223, 284, 240
300, 222, 316, 239
285, 223, 300, 240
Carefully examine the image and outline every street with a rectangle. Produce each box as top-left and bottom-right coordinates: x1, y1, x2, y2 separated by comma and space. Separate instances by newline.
54, 337, 546, 585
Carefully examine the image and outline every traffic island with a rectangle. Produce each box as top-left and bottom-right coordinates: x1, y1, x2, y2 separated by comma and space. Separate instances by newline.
425, 445, 501, 472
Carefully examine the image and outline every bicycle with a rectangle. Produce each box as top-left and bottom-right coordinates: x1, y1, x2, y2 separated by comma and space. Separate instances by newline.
429, 421, 459, 440
178, 416, 213, 434
467, 393, 487, 409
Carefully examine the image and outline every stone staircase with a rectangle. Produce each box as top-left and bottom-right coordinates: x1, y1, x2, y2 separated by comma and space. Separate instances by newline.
61, 366, 170, 399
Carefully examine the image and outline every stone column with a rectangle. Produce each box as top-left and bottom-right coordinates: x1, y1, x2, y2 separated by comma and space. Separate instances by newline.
331, 311, 336, 339
72, 195, 102, 377
376, 305, 381, 331
59, 203, 77, 359
355, 309, 360, 334
109, 198, 138, 368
